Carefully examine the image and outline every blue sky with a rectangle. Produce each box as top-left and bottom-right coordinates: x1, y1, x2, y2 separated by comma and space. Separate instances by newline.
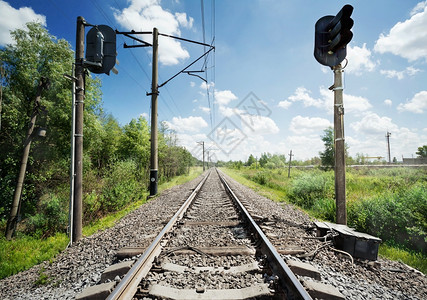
1, 0, 426, 162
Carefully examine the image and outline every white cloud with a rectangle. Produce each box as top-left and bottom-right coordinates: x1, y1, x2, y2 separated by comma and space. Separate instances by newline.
215, 90, 238, 106
289, 116, 332, 134
397, 90, 427, 113
350, 112, 398, 135
113, 0, 191, 65
190, 81, 195, 87
175, 12, 194, 28
0, 0, 46, 46
165, 116, 208, 132
384, 99, 393, 106
346, 43, 376, 75
319, 87, 372, 115
285, 135, 324, 160
286, 87, 323, 108
380, 66, 421, 80
199, 106, 210, 113
374, 2, 427, 62
140, 112, 149, 119
241, 115, 279, 135
277, 100, 292, 109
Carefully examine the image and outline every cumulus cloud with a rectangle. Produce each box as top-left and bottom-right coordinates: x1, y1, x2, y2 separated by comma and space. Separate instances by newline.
284, 87, 371, 115
0, 0, 46, 46
374, 2, 427, 62
289, 116, 332, 134
380, 66, 421, 80
199, 106, 211, 113
241, 115, 279, 135
384, 99, 393, 106
346, 43, 376, 75
397, 90, 427, 113
285, 87, 323, 108
215, 90, 238, 106
113, 0, 192, 65
165, 116, 208, 132
351, 113, 398, 135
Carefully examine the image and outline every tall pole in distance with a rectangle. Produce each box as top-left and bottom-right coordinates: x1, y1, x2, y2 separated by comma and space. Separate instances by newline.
386, 131, 391, 164
149, 28, 159, 196
288, 150, 293, 178
73, 16, 85, 242
333, 64, 346, 225
198, 141, 205, 171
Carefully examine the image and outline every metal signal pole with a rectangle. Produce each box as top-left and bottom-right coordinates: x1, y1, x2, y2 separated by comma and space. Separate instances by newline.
333, 64, 346, 225
72, 16, 86, 242
149, 28, 159, 196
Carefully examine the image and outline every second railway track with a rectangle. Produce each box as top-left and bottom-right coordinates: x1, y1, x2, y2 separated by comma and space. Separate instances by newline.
104, 169, 311, 300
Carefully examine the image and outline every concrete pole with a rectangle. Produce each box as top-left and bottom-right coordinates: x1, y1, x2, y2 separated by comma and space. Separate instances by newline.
288, 150, 293, 178
5, 79, 47, 239
386, 131, 391, 164
333, 64, 346, 225
73, 16, 85, 242
149, 28, 159, 196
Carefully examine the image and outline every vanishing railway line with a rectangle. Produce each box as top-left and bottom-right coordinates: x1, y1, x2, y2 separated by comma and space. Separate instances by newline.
102, 169, 311, 299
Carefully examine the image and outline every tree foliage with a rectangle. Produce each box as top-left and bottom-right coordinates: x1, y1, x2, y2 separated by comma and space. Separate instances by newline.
0, 23, 196, 237
416, 145, 427, 158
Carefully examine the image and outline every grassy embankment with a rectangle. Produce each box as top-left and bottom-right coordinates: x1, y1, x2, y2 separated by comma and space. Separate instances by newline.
222, 167, 427, 274
0, 167, 203, 280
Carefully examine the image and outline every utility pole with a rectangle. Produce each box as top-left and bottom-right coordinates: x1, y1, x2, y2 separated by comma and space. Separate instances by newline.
72, 16, 85, 243
5, 78, 49, 239
256, 156, 258, 169
288, 150, 294, 178
386, 131, 391, 164
333, 64, 346, 225
198, 141, 205, 171
149, 28, 159, 196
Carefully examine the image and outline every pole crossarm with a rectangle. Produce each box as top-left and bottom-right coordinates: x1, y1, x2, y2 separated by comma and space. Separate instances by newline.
116, 30, 153, 47
158, 46, 214, 88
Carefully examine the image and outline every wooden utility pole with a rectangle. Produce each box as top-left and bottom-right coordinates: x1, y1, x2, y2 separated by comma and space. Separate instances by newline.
72, 16, 86, 243
5, 78, 49, 239
149, 28, 159, 196
288, 150, 293, 178
333, 64, 346, 225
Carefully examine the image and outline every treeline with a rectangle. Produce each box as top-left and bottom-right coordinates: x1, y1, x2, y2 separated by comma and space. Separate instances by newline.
0, 23, 195, 238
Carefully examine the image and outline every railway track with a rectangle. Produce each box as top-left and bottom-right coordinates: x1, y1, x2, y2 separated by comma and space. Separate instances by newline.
98, 169, 312, 300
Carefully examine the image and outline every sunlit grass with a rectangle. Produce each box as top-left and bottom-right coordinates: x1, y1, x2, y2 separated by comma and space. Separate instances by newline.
379, 243, 427, 274
0, 167, 204, 280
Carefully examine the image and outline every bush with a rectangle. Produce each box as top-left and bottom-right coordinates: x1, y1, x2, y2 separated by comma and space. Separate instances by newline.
348, 183, 427, 253
26, 194, 68, 238
289, 172, 332, 208
101, 159, 142, 212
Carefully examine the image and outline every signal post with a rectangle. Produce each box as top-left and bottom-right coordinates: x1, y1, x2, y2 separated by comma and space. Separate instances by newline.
314, 5, 354, 225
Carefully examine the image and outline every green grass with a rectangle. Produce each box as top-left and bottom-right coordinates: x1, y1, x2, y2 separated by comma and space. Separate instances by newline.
379, 243, 427, 274
0, 167, 204, 280
222, 167, 427, 274
0, 233, 68, 280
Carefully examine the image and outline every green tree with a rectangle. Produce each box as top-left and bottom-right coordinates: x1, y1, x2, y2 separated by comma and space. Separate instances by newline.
319, 127, 335, 168
416, 145, 427, 157
319, 127, 349, 169
246, 154, 256, 166
0, 22, 102, 227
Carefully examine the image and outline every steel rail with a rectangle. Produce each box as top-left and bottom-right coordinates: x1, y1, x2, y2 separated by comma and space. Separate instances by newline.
107, 170, 211, 300
216, 169, 312, 300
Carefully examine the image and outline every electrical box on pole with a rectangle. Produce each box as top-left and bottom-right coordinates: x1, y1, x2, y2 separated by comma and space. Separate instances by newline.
314, 4, 354, 67
85, 25, 117, 75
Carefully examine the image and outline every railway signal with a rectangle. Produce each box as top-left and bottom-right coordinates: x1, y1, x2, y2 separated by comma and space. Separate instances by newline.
85, 25, 117, 75
314, 4, 354, 67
